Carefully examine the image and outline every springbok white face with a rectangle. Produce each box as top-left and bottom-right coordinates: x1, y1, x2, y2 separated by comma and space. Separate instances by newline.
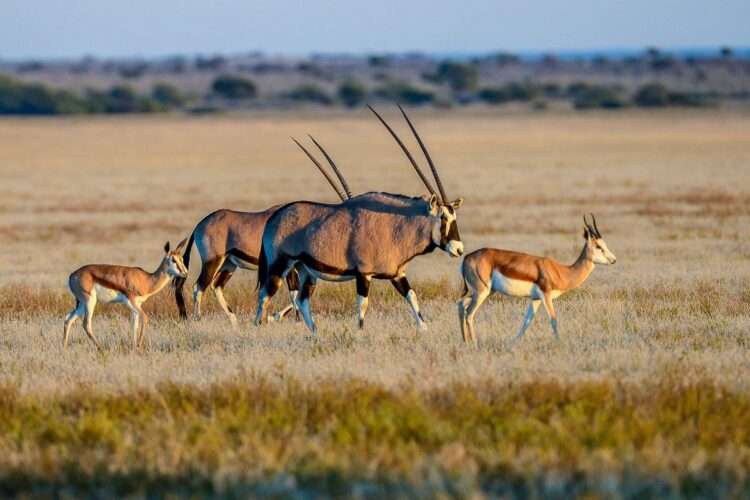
583, 216, 616, 265
163, 241, 189, 278
429, 194, 464, 257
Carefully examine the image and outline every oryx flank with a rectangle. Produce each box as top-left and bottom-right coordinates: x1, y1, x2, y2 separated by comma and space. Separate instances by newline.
458, 214, 616, 346
64, 239, 189, 351
174, 136, 351, 327
255, 105, 464, 335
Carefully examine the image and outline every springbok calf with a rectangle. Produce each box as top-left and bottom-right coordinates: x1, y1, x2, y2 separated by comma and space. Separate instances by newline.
458, 215, 616, 346
255, 106, 464, 335
174, 136, 352, 326
64, 239, 189, 351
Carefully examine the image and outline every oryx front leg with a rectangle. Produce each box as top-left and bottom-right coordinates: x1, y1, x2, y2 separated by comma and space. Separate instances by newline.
355, 273, 372, 329
298, 275, 318, 336
391, 276, 426, 331
510, 299, 541, 346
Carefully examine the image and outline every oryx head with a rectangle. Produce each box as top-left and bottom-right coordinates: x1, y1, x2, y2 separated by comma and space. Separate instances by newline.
369, 104, 464, 257
583, 214, 616, 265
163, 239, 189, 278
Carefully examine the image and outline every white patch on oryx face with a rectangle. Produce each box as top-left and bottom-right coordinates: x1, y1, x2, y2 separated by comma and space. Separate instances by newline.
591, 237, 616, 265
430, 196, 464, 257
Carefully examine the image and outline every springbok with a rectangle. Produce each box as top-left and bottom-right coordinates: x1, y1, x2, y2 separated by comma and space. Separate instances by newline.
174, 136, 352, 326
254, 105, 464, 335
64, 239, 189, 351
458, 215, 616, 346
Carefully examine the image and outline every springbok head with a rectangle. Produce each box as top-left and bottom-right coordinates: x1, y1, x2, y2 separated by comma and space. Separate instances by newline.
163, 239, 189, 278
583, 214, 616, 265
369, 104, 464, 257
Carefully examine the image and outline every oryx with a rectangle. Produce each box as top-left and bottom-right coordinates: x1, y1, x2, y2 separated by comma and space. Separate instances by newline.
254, 105, 464, 335
174, 137, 353, 327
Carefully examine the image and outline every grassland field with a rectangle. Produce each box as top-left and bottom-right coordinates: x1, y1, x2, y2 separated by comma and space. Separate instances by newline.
0, 109, 748, 497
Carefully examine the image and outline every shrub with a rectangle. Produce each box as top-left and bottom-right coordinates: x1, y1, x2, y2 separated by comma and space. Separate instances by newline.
337, 80, 367, 107
477, 82, 540, 105
211, 75, 257, 100
374, 82, 434, 105
569, 83, 625, 109
285, 84, 333, 105
428, 61, 478, 92
477, 87, 510, 105
633, 83, 670, 107
151, 83, 184, 107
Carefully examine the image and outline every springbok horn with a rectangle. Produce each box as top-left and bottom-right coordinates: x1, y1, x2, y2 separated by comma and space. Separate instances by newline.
367, 104, 438, 198
308, 135, 352, 199
583, 214, 593, 235
291, 137, 347, 202
591, 213, 601, 237
398, 104, 447, 203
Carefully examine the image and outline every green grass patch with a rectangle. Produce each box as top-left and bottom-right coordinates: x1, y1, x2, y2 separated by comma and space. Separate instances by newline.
0, 376, 749, 496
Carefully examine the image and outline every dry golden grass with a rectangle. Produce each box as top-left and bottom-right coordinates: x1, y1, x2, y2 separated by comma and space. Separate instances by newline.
0, 109, 749, 495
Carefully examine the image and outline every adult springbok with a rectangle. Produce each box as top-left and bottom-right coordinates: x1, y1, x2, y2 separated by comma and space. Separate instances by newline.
174, 136, 352, 326
458, 215, 616, 346
255, 105, 464, 335
64, 239, 189, 351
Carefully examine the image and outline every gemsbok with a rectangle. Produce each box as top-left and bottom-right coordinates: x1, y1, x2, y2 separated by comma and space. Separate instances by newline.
174, 136, 352, 326
458, 214, 616, 346
254, 105, 464, 335
64, 239, 189, 351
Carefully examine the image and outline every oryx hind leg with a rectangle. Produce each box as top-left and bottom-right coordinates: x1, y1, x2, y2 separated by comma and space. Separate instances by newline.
355, 273, 372, 329
213, 270, 238, 328
193, 256, 225, 320
63, 299, 86, 349
297, 271, 318, 336
273, 268, 301, 323
254, 258, 290, 326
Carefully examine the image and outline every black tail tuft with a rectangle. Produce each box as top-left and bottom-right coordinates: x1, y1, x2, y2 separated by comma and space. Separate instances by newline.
174, 231, 195, 320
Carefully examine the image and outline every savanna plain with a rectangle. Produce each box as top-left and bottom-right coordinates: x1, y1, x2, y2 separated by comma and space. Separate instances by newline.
0, 109, 749, 497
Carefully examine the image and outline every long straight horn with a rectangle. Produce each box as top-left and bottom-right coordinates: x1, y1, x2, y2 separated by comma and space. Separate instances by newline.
398, 104, 447, 203
291, 137, 346, 202
367, 104, 437, 197
591, 213, 602, 237
308, 134, 352, 199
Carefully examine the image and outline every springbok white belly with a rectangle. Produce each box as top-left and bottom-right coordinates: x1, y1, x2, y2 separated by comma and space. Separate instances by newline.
491, 271, 537, 298
92, 283, 127, 304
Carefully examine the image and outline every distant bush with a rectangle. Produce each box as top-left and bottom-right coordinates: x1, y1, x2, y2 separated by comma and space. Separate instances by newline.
568, 82, 625, 109
427, 61, 478, 92
285, 84, 333, 105
211, 75, 257, 100
477, 82, 540, 105
374, 82, 434, 105
633, 82, 714, 107
0, 76, 88, 115
151, 83, 185, 107
367, 55, 390, 67
337, 80, 367, 107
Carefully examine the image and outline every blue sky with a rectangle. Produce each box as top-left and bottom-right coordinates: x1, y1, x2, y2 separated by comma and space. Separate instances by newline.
3, 0, 749, 59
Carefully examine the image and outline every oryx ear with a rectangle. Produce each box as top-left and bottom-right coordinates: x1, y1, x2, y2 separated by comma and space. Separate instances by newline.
164, 241, 171, 253
450, 197, 464, 209
428, 193, 439, 215
174, 237, 188, 253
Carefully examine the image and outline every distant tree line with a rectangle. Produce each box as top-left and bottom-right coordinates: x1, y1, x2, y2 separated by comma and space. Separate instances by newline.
0, 72, 722, 115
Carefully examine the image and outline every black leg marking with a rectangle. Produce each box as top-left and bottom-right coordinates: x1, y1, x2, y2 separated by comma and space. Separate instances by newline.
197, 257, 224, 291
356, 273, 371, 329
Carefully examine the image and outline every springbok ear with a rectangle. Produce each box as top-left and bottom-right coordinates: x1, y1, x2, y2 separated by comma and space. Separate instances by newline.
174, 237, 188, 253
428, 193, 439, 215
164, 241, 171, 253
450, 197, 464, 209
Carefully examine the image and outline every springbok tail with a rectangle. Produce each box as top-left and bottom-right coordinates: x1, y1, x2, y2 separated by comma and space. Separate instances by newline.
174, 231, 195, 320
